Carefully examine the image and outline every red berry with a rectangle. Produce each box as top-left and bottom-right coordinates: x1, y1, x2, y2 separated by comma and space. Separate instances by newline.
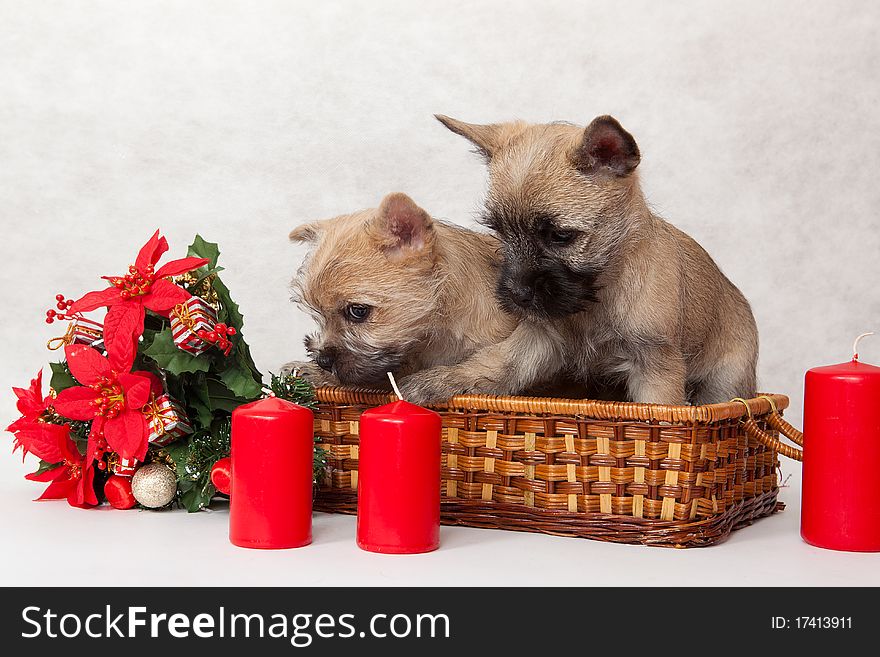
65, 300, 74, 308
227, 327, 237, 335
47, 309, 56, 317
56, 302, 66, 310
55, 294, 64, 301
97, 461, 107, 471
45, 318, 53, 324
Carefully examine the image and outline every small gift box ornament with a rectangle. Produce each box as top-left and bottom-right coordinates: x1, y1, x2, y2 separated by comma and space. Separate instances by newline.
46, 317, 104, 352
142, 393, 193, 447
109, 454, 139, 478
170, 297, 218, 355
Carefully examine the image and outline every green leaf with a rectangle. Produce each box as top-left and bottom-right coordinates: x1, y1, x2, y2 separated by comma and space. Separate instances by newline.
49, 362, 77, 392
186, 374, 214, 429
212, 274, 244, 333
179, 480, 211, 512
205, 378, 249, 413
187, 235, 221, 269
33, 459, 61, 477
219, 360, 262, 400
192, 266, 225, 289
164, 440, 191, 480
142, 329, 211, 375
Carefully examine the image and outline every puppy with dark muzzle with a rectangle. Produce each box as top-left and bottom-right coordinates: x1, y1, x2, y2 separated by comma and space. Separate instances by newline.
398, 115, 758, 405
282, 192, 517, 388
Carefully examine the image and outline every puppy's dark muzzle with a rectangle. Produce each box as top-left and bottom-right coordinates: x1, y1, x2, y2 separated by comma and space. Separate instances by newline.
508, 283, 535, 308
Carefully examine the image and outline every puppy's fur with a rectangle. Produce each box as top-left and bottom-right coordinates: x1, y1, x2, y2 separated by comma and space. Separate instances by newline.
284, 193, 516, 388
399, 115, 758, 405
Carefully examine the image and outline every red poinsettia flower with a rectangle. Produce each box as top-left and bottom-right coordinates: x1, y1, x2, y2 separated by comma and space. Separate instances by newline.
6, 370, 51, 450
51, 345, 161, 462
15, 421, 97, 508
70, 230, 208, 368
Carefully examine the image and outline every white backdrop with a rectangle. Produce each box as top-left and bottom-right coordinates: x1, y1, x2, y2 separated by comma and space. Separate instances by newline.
1, 1, 878, 585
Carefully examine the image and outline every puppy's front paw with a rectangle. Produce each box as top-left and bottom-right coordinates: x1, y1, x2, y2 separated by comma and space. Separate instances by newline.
398, 369, 464, 405
278, 360, 339, 387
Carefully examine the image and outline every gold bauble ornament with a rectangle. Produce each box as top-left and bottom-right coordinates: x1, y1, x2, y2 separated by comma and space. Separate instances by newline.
131, 463, 177, 508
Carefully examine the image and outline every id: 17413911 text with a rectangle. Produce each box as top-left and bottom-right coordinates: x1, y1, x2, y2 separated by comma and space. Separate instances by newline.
771, 617, 852, 630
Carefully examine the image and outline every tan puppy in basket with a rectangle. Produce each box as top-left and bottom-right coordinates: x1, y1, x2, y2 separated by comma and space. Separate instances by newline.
397, 115, 758, 405
282, 193, 517, 388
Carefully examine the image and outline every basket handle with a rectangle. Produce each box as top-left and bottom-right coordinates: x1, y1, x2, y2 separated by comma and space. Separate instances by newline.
732, 396, 804, 461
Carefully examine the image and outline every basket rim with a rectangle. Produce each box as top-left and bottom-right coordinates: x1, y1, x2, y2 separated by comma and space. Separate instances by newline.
313, 387, 789, 424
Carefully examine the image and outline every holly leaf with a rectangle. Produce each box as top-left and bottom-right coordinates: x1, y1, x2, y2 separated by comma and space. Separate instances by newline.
163, 440, 191, 480
205, 378, 249, 413
33, 459, 62, 477
142, 329, 211, 375
212, 274, 244, 333
187, 373, 214, 429
49, 362, 78, 393
219, 358, 262, 400
187, 235, 220, 270
179, 480, 215, 513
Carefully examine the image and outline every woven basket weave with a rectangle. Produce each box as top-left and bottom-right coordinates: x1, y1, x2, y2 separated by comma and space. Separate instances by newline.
312, 388, 802, 548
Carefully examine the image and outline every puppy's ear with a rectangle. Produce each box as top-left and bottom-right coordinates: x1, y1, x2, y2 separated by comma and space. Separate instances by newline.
573, 116, 640, 176
289, 221, 324, 243
370, 193, 435, 261
435, 114, 504, 159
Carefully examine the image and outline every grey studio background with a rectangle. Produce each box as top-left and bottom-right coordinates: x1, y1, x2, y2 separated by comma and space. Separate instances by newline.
1, 1, 879, 483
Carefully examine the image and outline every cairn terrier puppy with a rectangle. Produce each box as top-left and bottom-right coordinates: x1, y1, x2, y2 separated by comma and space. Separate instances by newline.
398, 115, 758, 405
283, 192, 516, 388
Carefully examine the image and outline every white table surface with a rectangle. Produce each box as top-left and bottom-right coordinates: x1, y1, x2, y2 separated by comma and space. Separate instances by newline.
2, 460, 876, 587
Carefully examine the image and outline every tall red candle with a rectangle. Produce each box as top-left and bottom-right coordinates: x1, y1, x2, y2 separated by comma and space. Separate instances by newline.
229, 397, 314, 549
357, 385, 441, 554
802, 333, 880, 552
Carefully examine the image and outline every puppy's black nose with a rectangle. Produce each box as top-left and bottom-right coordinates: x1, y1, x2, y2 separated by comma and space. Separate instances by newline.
509, 283, 534, 307
316, 351, 335, 372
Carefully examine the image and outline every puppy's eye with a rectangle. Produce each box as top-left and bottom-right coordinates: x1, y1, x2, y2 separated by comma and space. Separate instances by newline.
547, 229, 576, 245
344, 303, 372, 323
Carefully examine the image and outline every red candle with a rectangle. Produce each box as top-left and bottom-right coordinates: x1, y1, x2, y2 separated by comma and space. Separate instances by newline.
229, 397, 314, 549
357, 380, 441, 554
802, 333, 880, 551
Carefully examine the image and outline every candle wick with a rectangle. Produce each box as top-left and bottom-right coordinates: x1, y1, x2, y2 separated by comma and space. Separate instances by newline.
852, 332, 875, 362
387, 372, 404, 401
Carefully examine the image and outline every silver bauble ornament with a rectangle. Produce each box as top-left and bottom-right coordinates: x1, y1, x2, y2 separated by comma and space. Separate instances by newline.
131, 463, 177, 508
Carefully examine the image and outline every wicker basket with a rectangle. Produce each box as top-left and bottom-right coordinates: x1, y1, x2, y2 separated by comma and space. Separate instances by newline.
312, 388, 803, 548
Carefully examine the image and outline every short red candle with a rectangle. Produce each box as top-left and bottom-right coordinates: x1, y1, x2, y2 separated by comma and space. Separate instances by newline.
357, 399, 441, 554
802, 337, 880, 552
229, 397, 314, 549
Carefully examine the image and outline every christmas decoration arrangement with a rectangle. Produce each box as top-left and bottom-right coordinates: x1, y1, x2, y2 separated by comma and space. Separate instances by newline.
6, 230, 324, 512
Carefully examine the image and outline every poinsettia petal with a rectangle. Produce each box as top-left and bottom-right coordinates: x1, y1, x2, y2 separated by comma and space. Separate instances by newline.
103, 302, 144, 372
71, 287, 121, 313
36, 476, 75, 501
103, 411, 148, 461
142, 279, 191, 314
140, 371, 164, 397
135, 230, 169, 271
25, 465, 66, 482
119, 373, 152, 409
12, 370, 44, 416
10, 422, 72, 462
154, 256, 209, 279
64, 344, 110, 385
70, 462, 97, 508
52, 386, 99, 421
7, 416, 34, 434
